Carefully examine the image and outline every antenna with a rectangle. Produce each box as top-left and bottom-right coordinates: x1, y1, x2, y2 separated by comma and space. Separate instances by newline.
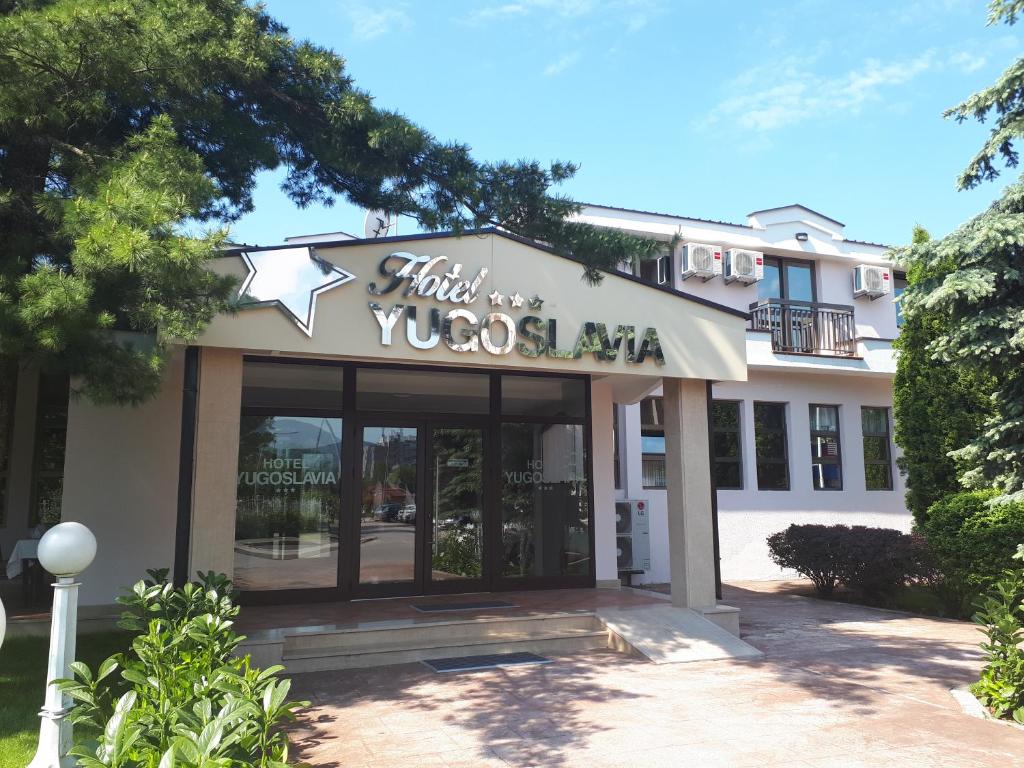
363, 209, 395, 239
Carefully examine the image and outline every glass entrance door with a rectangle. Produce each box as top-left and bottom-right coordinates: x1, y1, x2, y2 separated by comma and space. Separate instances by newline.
357, 426, 420, 593
427, 427, 486, 591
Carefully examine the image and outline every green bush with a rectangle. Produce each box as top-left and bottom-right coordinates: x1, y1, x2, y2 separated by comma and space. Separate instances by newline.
971, 545, 1024, 723
920, 490, 1024, 615
767, 524, 924, 598
59, 569, 307, 767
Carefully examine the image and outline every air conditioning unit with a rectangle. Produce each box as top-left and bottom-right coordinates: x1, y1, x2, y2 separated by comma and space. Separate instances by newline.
853, 264, 891, 299
681, 243, 723, 281
615, 499, 651, 572
724, 249, 764, 284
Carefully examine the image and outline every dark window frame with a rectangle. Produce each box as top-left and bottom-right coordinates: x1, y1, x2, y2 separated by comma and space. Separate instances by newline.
762, 255, 818, 302
711, 399, 743, 490
754, 401, 790, 491
809, 403, 843, 491
893, 271, 908, 328
862, 406, 894, 491
640, 396, 666, 489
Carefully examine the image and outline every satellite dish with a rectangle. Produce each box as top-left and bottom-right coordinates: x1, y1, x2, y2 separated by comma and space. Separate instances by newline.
363, 209, 395, 239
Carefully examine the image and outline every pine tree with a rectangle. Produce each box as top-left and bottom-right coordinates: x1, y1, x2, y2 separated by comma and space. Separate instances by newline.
0, 0, 659, 404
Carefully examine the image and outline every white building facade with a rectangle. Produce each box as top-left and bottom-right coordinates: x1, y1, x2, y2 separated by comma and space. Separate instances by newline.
577, 203, 909, 583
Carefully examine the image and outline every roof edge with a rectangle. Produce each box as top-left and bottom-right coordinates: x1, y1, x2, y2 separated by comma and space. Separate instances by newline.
746, 204, 845, 228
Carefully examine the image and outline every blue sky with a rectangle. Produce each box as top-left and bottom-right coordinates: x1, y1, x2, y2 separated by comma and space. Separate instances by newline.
232, 0, 1020, 249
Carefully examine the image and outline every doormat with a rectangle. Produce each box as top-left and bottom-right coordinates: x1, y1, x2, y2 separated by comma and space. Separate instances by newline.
423, 652, 552, 673
411, 600, 518, 613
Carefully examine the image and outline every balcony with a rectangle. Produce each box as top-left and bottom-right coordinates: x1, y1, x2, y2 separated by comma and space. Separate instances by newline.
749, 298, 856, 357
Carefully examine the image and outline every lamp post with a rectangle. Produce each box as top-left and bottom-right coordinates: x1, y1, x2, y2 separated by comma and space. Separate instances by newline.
28, 521, 97, 768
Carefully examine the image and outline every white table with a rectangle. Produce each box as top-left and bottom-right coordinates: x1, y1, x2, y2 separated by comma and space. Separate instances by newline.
6, 538, 39, 580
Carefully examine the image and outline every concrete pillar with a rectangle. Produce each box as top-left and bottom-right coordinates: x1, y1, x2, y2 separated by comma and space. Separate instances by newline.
590, 379, 618, 586
662, 377, 717, 610
621, 401, 644, 500
188, 348, 243, 579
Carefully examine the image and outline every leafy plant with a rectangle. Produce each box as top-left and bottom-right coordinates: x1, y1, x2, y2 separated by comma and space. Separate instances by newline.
920, 490, 1024, 615
767, 524, 926, 598
58, 569, 307, 767
971, 544, 1024, 723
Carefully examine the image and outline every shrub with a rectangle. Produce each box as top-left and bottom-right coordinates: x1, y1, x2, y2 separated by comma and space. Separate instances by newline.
767, 524, 924, 598
971, 544, 1024, 723
766, 525, 848, 596
59, 569, 307, 767
920, 490, 1024, 615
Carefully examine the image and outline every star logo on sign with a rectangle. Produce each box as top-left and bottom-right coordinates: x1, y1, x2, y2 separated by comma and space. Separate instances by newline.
528, 294, 544, 310
509, 292, 524, 308
488, 289, 504, 306
238, 247, 356, 336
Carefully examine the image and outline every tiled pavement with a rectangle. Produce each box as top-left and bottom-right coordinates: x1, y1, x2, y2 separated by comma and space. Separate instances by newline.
285, 582, 1024, 767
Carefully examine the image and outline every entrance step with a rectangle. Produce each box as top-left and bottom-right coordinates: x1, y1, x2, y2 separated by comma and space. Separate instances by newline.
271, 613, 614, 673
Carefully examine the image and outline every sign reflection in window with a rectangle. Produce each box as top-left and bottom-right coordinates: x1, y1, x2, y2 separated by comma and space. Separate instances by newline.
501, 423, 590, 578
234, 415, 341, 591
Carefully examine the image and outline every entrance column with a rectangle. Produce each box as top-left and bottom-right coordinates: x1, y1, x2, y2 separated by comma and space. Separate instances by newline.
662, 377, 717, 610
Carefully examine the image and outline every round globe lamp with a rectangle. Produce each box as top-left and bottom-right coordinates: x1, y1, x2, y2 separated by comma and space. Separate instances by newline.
28, 521, 97, 768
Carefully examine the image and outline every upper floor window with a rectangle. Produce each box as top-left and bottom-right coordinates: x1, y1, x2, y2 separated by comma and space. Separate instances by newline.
754, 402, 789, 490
639, 253, 671, 286
862, 407, 893, 490
711, 400, 743, 489
640, 396, 666, 488
759, 257, 816, 303
809, 404, 842, 490
893, 272, 908, 327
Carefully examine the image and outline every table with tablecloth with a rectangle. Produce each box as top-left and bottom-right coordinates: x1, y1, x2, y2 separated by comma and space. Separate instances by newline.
5, 538, 39, 580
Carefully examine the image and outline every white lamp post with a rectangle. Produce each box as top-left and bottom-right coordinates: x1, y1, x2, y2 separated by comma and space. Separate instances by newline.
28, 521, 97, 768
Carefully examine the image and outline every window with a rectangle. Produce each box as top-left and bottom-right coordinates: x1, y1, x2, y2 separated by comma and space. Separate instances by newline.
809, 405, 842, 490
862, 407, 893, 490
0, 358, 17, 526
754, 402, 789, 490
639, 254, 671, 286
758, 257, 816, 302
711, 400, 743, 489
502, 375, 586, 419
31, 373, 70, 527
893, 273, 908, 328
640, 397, 665, 488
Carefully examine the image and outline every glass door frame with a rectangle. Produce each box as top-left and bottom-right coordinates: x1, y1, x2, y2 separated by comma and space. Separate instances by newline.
233, 357, 596, 605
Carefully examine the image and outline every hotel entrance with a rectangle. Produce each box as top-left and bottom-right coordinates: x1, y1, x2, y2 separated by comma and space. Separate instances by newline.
232, 358, 593, 604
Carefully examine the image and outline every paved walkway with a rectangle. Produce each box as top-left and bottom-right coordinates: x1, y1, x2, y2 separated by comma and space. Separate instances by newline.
286, 582, 1024, 767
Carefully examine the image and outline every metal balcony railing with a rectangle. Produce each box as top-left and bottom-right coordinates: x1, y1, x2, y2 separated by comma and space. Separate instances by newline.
749, 298, 857, 357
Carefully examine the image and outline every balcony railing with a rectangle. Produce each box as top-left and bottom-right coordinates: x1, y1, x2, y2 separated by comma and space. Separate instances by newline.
749, 298, 857, 357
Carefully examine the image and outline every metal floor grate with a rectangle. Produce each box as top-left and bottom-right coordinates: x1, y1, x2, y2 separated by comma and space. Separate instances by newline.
411, 600, 518, 613
422, 652, 552, 673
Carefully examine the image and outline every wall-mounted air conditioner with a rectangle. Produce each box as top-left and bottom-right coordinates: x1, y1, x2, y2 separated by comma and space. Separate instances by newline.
615, 499, 651, 572
681, 243, 723, 281
853, 264, 891, 299
724, 249, 764, 284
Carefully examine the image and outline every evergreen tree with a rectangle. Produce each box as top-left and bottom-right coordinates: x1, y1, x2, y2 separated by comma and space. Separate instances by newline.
0, 0, 659, 404
892, 0, 1024, 499
892, 226, 994, 524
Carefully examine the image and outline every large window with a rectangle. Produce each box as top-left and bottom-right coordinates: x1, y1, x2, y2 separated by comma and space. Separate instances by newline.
235, 361, 343, 592
711, 400, 743, 489
809, 405, 842, 490
639, 253, 671, 286
754, 402, 789, 490
31, 373, 69, 527
500, 413, 590, 580
862, 407, 893, 490
758, 257, 816, 302
0, 358, 16, 526
640, 397, 666, 488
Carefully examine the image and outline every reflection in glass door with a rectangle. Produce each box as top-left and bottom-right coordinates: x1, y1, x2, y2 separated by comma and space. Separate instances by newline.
234, 414, 342, 592
359, 426, 418, 587
429, 428, 485, 586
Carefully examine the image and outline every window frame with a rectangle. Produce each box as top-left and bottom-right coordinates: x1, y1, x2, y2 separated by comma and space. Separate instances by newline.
639, 253, 671, 286
893, 271, 908, 328
753, 401, 790, 491
808, 403, 843, 491
640, 396, 666, 489
761, 255, 818, 302
861, 406, 894, 491
711, 399, 743, 490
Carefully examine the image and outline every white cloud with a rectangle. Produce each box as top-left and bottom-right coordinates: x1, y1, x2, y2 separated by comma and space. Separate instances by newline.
700, 48, 988, 134
543, 51, 580, 77
342, 2, 412, 41
463, 0, 653, 27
